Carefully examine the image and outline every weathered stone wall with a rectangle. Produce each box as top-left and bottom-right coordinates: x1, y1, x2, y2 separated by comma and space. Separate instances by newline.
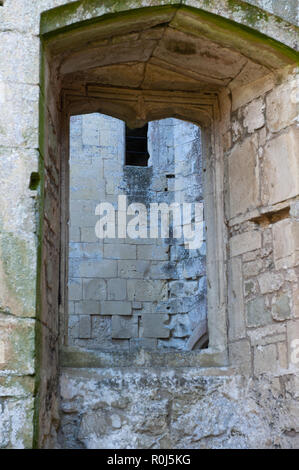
224, 69, 299, 378
0, 0, 298, 449
68, 114, 206, 351
59, 367, 299, 449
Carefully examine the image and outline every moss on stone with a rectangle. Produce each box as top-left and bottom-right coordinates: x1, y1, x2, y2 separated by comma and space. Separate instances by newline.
0, 376, 35, 397
41, 1, 178, 36
227, 0, 269, 24
29, 173, 40, 191
180, 6, 299, 65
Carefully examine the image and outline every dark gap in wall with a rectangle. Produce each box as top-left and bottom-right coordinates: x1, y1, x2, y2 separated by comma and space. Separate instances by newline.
251, 206, 290, 226
29, 172, 40, 190
125, 124, 149, 166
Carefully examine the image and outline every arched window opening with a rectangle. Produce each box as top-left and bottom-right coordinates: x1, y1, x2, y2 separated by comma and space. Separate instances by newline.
125, 124, 149, 167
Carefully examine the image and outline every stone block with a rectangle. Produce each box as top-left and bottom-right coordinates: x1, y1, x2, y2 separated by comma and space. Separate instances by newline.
266, 79, 297, 133
0, 32, 39, 84
254, 344, 278, 375
90, 316, 111, 344
68, 315, 79, 342
69, 242, 103, 259
79, 411, 107, 442
69, 226, 80, 242
100, 301, 132, 316
229, 339, 252, 375
273, 218, 299, 269
104, 243, 136, 260
68, 278, 82, 301
82, 113, 100, 146
130, 338, 157, 350
118, 260, 151, 279
149, 262, 178, 280
142, 314, 170, 339
137, 245, 169, 261
293, 287, 299, 318
228, 136, 259, 219
70, 200, 98, 227
103, 159, 122, 176
243, 259, 263, 278
69, 300, 75, 314
290, 200, 299, 219
243, 98, 265, 133
0, 82, 39, 148
257, 271, 283, 294
80, 227, 98, 243
231, 73, 274, 111
247, 324, 286, 347
127, 280, 167, 302
0, 81, 5, 104
79, 315, 91, 339
230, 231, 261, 257
246, 296, 271, 327
71, 180, 105, 201
183, 257, 205, 279
75, 301, 101, 315
170, 314, 192, 338
228, 257, 246, 341
0, 316, 35, 375
287, 320, 299, 369
244, 280, 257, 297
277, 342, 288, 369
108, 279, 127, 300
158, 337, 186, 351
272, 294, 291, 321
262, 129, 299, 205
242, 251, 259, 262
169, 280, 198, 298
111, 316, 138, 339
79, 259, 117, 278
83, 279, 106, 301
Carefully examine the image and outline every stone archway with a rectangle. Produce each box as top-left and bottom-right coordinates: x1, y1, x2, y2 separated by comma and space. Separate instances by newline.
36, 2, 298, 448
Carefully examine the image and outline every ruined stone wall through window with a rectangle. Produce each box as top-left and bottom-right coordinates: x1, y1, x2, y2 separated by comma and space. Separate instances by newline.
68, 113, 207, 352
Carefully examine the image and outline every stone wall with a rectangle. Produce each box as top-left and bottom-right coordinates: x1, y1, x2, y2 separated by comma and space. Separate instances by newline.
59, 367, 299, 449
68, 114, 206, 352
0, 0, 298, 449
224, 70, 299, 378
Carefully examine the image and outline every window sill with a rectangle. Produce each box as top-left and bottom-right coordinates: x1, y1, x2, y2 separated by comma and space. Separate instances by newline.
61, 345, 229, 369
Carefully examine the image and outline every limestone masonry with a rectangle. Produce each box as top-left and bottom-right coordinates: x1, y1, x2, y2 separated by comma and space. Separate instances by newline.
0, 0, 298, 449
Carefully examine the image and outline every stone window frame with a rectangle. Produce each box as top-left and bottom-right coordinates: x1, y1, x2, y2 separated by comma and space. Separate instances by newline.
38, 0, 299, 372
59, 86, 228, 367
